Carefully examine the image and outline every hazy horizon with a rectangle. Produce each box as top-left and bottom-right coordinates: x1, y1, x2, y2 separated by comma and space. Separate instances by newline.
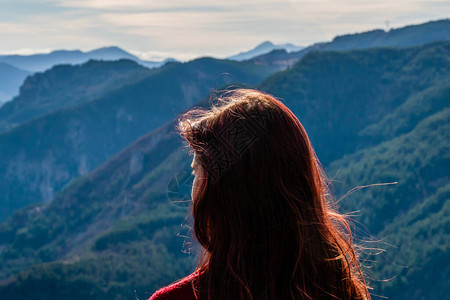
0, 0, 448, 61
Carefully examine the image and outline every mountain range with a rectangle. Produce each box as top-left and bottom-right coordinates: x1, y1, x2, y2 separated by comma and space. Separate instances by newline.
0, 47, 173, 106
250, 18, 450, 70
0, 19, 448, 300
0, 46, 168, 73
0, 41, 302, 106
2, 18, 448, 107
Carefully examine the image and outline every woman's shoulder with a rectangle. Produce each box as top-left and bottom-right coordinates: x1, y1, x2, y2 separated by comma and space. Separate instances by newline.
148, 272, 200, 300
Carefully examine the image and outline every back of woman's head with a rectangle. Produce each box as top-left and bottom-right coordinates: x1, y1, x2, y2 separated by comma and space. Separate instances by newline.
177, 89, 370, 300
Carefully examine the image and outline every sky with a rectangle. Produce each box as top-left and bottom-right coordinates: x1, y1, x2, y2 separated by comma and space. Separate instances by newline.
0, 0, 448, 61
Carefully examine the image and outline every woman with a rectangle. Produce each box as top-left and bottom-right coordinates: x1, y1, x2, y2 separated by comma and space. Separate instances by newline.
150, 89, 371, 300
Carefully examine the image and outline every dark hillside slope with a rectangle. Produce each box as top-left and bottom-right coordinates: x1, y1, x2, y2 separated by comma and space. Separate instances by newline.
0, 63, 31, 105
327, 109, 450, 299
328, 108, 449, 233
373, 182, 450, 300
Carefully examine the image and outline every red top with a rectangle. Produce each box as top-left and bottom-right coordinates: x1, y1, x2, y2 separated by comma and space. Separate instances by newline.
148, 272, 200, 300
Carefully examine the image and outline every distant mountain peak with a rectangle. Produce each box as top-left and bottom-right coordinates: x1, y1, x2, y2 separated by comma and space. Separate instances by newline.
94, 46, 123, 51
228, 41, 303, 61
88, 46, 130, 55
86, 46, 138, 61
256, 41, 275, 48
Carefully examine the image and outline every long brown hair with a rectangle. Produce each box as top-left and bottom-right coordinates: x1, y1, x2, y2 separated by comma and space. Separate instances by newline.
177, 89, 371, 300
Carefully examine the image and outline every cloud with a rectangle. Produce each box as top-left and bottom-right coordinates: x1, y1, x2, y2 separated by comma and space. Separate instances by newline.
0, 48, 53, 55
55, 0, 277, 10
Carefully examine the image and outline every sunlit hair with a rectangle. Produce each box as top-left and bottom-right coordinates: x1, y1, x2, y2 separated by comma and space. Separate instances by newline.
177, 89, 371, 300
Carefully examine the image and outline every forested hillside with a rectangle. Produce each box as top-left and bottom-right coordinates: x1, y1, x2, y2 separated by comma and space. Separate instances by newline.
0, 57, 274, 221
331, 109, 450, 299
259, 41, 450, 165
0, 120, 193, 300
0, 41, 448, 299
0, 59, 153, 132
